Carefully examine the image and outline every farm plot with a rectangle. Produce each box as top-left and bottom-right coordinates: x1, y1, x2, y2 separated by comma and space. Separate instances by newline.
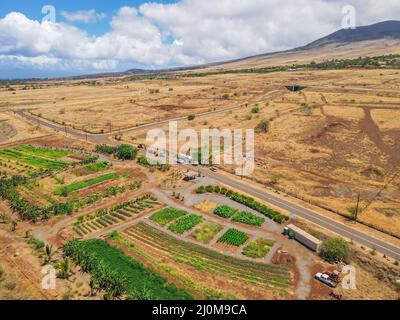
242, 239, 275, 259
54, 172, 119, 196
231, 211, 265, 227
64, 239, 192, 300
149, 207, 187, 226
168, 214, 203, 234
214, 205, 236, 218
13, 145, 71, 159
213, 205, 265, 227
191, 222, 223, 244
0, 146, 69, 174
73, 194, 161, 237
218, 228, 249, 246
72, 161, 111, 176
121, 222, 291, 295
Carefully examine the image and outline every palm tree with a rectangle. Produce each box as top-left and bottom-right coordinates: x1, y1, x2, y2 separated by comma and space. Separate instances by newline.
58, 258, 70, 279
44, 244, 54, 264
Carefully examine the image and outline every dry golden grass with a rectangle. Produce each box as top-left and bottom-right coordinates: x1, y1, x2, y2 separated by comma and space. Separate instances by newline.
194, 200, 219, 213
0, 66, 399, 235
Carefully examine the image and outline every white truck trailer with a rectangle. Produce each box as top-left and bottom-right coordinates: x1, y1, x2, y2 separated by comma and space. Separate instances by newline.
285, 224, 322, 252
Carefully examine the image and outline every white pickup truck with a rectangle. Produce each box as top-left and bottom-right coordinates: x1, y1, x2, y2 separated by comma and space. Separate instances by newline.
315, 272, 338, 288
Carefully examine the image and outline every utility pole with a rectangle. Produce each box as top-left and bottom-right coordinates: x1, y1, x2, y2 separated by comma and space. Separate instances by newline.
64, 125, 67, 136
354, 193, 360, 223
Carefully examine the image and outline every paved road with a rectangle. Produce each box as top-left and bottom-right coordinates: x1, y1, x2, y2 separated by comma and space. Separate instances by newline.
189, 166, 400, 261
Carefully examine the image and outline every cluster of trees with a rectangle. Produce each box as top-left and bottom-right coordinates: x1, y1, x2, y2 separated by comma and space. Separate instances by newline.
320, 237, 350, 263
95, 144, 138, 160
302, 55, 400, 70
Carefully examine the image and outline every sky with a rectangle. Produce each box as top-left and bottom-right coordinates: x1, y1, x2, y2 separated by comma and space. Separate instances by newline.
0, 0, 399, 79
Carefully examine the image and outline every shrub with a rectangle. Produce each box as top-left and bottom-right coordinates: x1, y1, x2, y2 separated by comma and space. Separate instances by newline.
251, 106, 260, 114
95, 144, 116, 155
187, 115, 195, 121
205, 185, 214, 193
115, 144, 138, 160
214, 205, 237, 218
196, 186, 206, 194
255, 120, 270, 133
320, 237, 350, 263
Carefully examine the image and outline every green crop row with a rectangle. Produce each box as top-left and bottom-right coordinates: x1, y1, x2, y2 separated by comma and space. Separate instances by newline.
0, 149, 68, 170
231, 211, 265, 226
218, 228, 249, 246
149, 207, 187, 226
55, 172, 119, 196
14, 145, 70, 159
168, 214, 203, 234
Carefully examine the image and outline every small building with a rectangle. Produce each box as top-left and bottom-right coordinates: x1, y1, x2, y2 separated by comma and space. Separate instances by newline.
285, 224, 322, 252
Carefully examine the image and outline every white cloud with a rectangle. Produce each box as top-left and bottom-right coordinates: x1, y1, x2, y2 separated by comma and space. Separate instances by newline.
61, 9, 106, 24
0, 0, 400, 76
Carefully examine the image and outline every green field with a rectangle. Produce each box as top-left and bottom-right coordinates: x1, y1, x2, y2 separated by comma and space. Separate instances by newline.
232, 211, 265, 226
14, 145, 70, 159
55, 172, 119, 196
242, 239, 275, 258
0, 148, 69, 171
192, 222, 222, 244
84, 161, 111, 173
218, 228, 249, 246
149, 207, 187, 226
64, 239, 192, 300
168, 214, 203, 234
214, 205, 237, 218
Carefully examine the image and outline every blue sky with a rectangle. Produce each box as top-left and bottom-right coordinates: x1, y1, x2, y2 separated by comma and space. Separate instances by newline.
0, 1, 175, 36
0, 0, 399, 79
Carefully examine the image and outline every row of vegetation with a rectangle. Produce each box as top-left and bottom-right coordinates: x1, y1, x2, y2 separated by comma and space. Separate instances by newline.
196, 185, 288, 223
54, 172, 119, 196
137, 156, 171, 172
95, 144, 138, 160
63, 239, 193, 299
0, 148, 69, 171
176, 54, 400, 78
